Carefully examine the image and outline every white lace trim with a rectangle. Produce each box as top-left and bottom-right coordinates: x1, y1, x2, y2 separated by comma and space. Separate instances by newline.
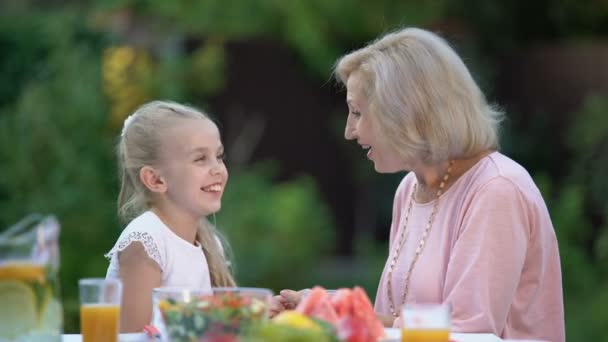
104, 231, 162, 267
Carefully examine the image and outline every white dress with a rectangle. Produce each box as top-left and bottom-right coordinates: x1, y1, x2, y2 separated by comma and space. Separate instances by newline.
105, 211, 212, 290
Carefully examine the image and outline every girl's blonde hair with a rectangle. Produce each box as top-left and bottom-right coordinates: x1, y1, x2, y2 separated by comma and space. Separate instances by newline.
335, 27, 504, 164
117, 100, 235, 287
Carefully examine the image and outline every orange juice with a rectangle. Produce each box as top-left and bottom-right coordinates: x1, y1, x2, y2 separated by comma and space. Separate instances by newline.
80, 304, 120, 342
401, 328, 450, 342
0, 262, 47, 282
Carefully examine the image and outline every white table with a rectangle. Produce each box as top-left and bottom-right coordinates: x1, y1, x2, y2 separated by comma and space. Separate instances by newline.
62, 333, 149, 342
63, 329, 504, 342
384, 328, 502, 341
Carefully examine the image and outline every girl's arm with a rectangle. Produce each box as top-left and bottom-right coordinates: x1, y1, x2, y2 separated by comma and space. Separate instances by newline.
118, 242, 162, 332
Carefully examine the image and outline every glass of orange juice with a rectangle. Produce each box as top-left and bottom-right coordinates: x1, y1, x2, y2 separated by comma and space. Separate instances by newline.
79, 278, 122, 342
401, 303, 451, 342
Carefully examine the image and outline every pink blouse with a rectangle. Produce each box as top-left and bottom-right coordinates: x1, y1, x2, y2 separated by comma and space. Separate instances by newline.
374, 152, 564, 342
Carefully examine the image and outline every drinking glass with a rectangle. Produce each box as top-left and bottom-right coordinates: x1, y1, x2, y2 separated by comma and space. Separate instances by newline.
401, 303, 450, 342
79, 278, 122, 342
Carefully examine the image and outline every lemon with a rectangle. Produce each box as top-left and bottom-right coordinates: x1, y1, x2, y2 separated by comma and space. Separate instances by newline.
158, 299, 174, 312
0, 281, 38, 340
272, 311, 322, 332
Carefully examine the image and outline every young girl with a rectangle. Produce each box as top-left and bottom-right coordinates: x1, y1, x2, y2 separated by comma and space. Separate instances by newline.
105, 100, 235, 332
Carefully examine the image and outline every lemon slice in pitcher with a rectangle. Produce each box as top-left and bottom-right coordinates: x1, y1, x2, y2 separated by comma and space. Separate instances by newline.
0, 280, 38, 339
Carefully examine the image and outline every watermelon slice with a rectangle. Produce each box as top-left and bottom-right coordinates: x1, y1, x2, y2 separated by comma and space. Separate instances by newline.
296, 286, 384, 342
296, 287, 339, 324
331, 288, 353, 317
351, 287, 384, 338
336, 316, 373, 342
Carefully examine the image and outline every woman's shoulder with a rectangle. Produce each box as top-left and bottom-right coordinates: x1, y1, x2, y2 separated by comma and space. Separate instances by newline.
395, 172, 416, 197
387, 173, 417, 210
467, 152, 544, 203
486, 152, 531, 177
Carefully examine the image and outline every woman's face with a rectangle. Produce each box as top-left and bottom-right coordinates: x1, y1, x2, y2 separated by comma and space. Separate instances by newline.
344, 71, 405, 173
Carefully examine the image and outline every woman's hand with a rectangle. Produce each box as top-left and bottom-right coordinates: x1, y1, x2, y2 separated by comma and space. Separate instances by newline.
269, 295, 286, 318
280, 289, 306, 308
269, 289, 308, 317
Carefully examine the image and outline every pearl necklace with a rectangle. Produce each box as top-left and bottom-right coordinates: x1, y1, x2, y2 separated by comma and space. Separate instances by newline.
386, 161, 454, 317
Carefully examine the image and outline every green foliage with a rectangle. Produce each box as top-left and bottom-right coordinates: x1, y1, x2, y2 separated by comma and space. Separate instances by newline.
0, 10, 118, 332
187, 40, 227, 96
567, 96, 608, 217
526, 95, 608, 341
445, 0, 608, 55
94, 0, 448, 76
217, 163, 336, 291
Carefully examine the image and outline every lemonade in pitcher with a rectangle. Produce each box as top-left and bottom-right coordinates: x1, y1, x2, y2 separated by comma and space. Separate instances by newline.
0, 215, 63, 341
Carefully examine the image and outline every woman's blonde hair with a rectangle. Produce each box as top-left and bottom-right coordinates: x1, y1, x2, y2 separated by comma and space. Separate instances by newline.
335, 27, 504, 164
117, 100, 235, 287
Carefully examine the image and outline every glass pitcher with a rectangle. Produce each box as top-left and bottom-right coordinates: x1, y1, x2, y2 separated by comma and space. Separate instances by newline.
0, 214, 63, 341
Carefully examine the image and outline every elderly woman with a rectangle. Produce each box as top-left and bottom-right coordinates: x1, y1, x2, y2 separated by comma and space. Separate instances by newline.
275, 28, 564, 342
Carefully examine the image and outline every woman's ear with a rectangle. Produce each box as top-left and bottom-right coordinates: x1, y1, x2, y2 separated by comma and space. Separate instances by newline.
139, 166, 167, 193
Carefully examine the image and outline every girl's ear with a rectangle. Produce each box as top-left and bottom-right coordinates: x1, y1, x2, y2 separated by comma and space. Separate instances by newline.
139, 166, 167, 193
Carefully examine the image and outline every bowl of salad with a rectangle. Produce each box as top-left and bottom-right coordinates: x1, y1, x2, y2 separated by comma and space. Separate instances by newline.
153, 287, 272, 342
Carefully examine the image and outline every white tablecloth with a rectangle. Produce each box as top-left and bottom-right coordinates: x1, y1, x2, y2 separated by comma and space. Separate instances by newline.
62, 333, 149, 342
383, 328, 503, 341
62, 329, 504, 342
